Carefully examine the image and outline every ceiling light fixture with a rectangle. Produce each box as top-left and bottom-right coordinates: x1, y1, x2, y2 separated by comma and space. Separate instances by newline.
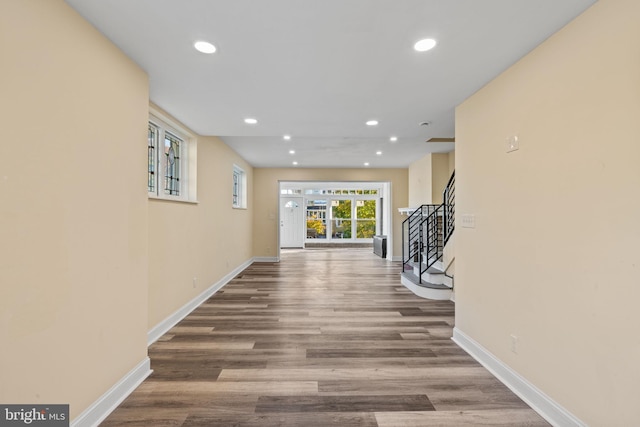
283, 135, 291, 140
244, 118, 258, 125
390, 136, 398, 142
376, 151, 382, 156
194, 41, 216, 54
364, 162, 370, 167
289, 150, 295, 154
414, 38, 436, 52
366, 120, 379, 126
292, 161, 298, 166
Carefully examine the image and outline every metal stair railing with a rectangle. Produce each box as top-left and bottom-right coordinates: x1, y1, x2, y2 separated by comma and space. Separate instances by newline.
402, 171, 455, 285
421, 204, 443, 280
443, 170, 455, 245
401, 204, 439, 283
402, 206, 422, 271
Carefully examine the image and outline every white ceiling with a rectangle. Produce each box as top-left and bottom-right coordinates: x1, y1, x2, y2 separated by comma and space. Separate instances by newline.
65, 0, 596, 168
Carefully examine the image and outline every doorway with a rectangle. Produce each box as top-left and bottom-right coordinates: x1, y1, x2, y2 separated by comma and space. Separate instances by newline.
279, 181, 392, 257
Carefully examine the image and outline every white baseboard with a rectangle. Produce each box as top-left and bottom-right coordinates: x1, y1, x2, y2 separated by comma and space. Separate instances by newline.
253, 256, 279, 262
71, 357, 151, 427
392, 255, 402, 262
147, 258, 254, 345
452, 328, 585, 427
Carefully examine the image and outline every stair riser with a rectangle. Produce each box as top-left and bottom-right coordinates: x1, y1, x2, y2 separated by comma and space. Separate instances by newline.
407, 268, 452, 289
400, 276, 452, 301
421, 273, 452, 287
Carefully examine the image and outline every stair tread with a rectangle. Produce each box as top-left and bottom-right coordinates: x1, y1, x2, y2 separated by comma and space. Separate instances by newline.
401, 271, 451, 290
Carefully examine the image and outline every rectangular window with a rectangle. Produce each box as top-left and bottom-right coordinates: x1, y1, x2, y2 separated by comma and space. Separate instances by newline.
306, 199, 327, 239
232, 165, 247, 208
356, 199, 377, 238
148, 111, 196, 202
280, 189, 302, 195
331, 199, 352, 239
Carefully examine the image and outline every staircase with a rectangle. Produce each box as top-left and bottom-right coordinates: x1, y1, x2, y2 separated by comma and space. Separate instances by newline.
401, 171, 455, 300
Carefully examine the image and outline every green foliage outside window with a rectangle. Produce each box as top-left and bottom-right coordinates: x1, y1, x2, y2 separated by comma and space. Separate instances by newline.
357, 200, 376, 238
306, 215, 325, 236
356, 221, 376, 238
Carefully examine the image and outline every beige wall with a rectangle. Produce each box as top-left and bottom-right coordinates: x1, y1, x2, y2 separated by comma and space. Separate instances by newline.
0, 0, 149, 419
253, 168, 407, 258
455, 0, 640, 424
148, 127, 253, 328
408, 153, 453, 205
408, 155, 432, 206
430, 153, 450, 205
447, 151, 455, 176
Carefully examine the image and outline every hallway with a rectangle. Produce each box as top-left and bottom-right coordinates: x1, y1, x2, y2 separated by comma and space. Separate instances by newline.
101, 248, 548, 426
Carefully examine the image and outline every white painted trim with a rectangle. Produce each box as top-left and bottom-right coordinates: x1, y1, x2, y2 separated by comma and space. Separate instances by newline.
400, 275, 452, 300
253, 256, 279, 262
392, 255, 402, 262
71, 358, 151, 427
452, 328, 586, 427
147, 258, 253, 345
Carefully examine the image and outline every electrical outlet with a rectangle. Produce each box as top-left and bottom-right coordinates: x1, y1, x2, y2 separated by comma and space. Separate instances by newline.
192, 277, 197, 288
510, 334, 519, 354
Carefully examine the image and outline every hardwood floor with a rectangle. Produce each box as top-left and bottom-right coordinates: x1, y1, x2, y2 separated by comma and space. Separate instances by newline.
101, 248, 549, 426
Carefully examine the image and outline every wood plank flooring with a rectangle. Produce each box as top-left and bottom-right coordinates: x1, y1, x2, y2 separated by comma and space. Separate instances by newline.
101, 248, 549, 427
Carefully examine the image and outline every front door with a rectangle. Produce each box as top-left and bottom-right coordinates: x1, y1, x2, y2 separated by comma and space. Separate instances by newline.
280, 197, 304, 248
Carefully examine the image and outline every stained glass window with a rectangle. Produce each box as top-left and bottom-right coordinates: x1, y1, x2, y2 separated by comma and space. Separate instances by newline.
232, 169, 240, 206
148, 113, 195, 202
232, 165, 247, 208
148, 124, 158, 193
164, 132, 181, 196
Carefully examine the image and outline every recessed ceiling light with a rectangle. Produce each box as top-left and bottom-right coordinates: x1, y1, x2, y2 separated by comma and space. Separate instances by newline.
292, 161, 298, 166
289, 150, 295, 154
283, 135, 291, 140
414, 38, 436, 52
364, 162, 370, 166
194, 41, 216, 54
376, 151, 382, 156
366, 120, 379, 126
244, 118, 258, 125
390, 136, 398, 142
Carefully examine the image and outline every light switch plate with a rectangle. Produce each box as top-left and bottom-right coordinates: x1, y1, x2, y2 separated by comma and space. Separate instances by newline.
461, 214, 475, 228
